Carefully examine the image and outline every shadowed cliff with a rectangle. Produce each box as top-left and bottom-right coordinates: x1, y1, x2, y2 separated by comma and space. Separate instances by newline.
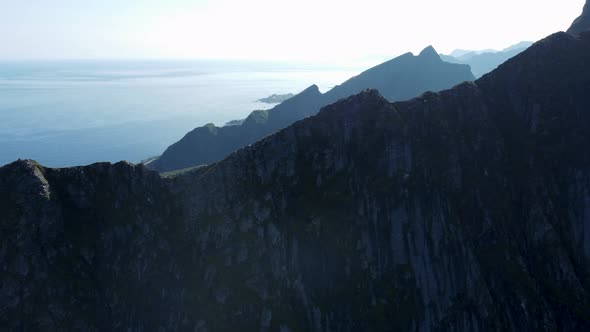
1, 30, 590, 331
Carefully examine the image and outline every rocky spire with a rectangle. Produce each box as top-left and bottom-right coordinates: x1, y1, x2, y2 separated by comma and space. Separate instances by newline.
418, 45, 442, 62
567, 0, 590, 35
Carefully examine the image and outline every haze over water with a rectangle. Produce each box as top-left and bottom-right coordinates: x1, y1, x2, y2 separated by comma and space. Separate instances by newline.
0, 60, 360, 167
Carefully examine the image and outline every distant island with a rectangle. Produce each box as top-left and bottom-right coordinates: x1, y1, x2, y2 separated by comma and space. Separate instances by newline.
257, 93, 294, 104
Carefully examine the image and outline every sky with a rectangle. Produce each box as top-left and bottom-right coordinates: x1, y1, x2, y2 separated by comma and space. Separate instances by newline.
0, 0, 585, 63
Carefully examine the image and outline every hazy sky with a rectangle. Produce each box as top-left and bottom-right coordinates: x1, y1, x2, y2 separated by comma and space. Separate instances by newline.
0, 0, 584, 62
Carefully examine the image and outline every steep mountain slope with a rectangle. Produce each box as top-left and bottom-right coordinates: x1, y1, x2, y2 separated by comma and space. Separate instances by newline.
568, 0, 590, 35
148, 47, 474, 173
0, 160, 185, 330
322, 46, 473, 102
441, 41, 533, 78
147, 85, 325, 174
2, 31, 590, 331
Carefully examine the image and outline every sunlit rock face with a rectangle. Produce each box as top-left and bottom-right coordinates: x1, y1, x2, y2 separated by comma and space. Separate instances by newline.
2, 32, 590, 331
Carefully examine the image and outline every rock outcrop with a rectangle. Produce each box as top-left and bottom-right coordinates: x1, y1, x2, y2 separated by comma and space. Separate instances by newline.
1, 32, 590, 331
148, 46, 474, 173
258, 93, 295, 104
568, 0, 590, 35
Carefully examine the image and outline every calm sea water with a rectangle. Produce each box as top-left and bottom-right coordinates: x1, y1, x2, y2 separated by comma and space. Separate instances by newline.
0, 60, 360, 167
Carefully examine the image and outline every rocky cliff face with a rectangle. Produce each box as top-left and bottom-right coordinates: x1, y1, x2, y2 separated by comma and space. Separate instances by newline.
568, 0, 590, 35
0, 160, 189, 330
148, 47, 474, 173
1, 32, 590, 331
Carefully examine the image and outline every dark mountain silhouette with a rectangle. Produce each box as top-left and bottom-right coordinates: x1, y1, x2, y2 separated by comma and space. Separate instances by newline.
568, 0, 590, 35
441, 41, 534, 78
147, 46, 474, 172
2, 30, 590, 331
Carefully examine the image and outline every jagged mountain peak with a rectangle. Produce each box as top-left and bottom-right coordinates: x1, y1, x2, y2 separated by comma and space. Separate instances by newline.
568, 0, 590, 35
418, 45, 441, 61
300, 84, 320, 94
333, 88, 386, 105
317, 88, 389, 118
7, 158, 41, 171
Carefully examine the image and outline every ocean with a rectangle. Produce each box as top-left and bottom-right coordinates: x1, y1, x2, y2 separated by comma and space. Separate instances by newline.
0, 60, 361, 167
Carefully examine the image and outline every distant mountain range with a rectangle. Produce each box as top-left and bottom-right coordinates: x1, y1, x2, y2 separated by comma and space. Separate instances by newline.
440, 41, 534, 78
147, 46, 474, 172
449, 48, 495, 58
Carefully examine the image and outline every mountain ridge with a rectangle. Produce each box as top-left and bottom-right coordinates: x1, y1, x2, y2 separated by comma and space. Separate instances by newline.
440, 41, 534, 78
148, 46, 474, 173
2, 30, 590, 331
